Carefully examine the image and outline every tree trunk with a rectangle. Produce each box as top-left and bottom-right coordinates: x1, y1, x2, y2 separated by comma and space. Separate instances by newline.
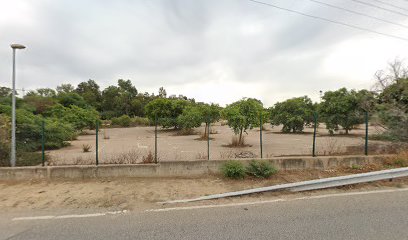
239, 128, 243, 146
204, 123, 208, 138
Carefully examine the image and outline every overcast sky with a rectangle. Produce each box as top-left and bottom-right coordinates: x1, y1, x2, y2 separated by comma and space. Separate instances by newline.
1, 0, 408, 107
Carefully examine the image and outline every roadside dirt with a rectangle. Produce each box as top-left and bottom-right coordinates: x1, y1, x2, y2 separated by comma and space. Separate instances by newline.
1, 163, 407, 213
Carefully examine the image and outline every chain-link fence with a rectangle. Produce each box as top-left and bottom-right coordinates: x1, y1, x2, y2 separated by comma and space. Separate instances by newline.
2, 112, 391, 167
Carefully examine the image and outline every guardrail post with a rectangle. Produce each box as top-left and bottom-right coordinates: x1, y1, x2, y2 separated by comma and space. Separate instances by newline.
155, 113, 158, 164
41, 119, 45, 167
96, 120, 99, 166
365, 111, 369, 156
260, 112, 263, 159
312, 112, 317, 157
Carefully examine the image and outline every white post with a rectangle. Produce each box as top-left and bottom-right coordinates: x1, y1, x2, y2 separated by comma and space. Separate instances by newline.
10, 44, 25, 167
11, 48, 16, 167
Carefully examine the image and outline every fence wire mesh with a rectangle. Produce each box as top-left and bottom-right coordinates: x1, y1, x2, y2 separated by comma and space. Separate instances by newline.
3, 113, 396, 166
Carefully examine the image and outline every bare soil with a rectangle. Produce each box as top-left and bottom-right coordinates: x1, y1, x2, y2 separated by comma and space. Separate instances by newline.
1, 161, 407, 212
47, 123, 392, 165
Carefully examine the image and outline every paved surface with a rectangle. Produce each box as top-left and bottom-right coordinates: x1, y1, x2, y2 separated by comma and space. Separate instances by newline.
1, 189, 408, 240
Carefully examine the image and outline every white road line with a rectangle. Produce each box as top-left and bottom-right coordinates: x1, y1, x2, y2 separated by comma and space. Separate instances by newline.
146, 188, 408, 213
146, 199, 285, 212
12, 210, 127, 221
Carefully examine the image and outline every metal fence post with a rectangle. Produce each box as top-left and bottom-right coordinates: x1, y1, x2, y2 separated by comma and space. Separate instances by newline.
365, 111, 369, 156
155, 113, 158, 164
41, 119, 45, 167
312, 112, 317, 157
207, 118, 210, 161
96, 120, 99, 166
260, 112, 263, 159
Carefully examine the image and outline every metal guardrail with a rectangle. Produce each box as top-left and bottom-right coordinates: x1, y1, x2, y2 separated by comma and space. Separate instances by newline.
163, 167, 408, 204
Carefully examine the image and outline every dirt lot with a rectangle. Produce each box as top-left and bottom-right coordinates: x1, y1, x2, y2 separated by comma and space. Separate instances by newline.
47, 123, 390, 165
1, 163, 407, 213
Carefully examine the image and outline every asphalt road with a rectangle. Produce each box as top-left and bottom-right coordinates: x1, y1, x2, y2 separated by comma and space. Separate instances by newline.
2, 189, 408, 240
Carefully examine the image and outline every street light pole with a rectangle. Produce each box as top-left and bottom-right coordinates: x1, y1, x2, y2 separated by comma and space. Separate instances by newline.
10, 44, 26, 167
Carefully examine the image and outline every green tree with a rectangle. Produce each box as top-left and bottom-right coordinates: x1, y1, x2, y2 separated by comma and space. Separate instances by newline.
75, 79, 102, 110
35, 88, 56, 98
375, 60, 408, 141
23, 95, 56, 114
9, 109, 75, 152
158, 87, 167, 98
48, 104, 99, 131
270, 96, 315, 133
0, 87, 11, 97
145, 98, 189, 129
198, 103, 221, 137
56, 84, 75, 94
100, 79, 139, 118
57, 92, 88, 108
177, 106, 203, 130
319, 88, 365, 134
222, 98, 263, 145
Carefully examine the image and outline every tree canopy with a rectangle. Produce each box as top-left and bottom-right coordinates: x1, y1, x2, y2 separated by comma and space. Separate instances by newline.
222, 98, 263, 145
319, 88, 369, 134
270, 96, 315, 133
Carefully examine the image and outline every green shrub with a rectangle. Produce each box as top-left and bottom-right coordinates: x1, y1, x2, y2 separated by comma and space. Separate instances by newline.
131, 116, 151, 126
221, 160, 246, 179
16, 152, 44, 166
246, 160, 277, 178
111, 115, 132, 127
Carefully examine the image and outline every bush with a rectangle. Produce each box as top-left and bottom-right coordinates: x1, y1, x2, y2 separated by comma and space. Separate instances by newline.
221, 160, 246, 179
131, 116, 151, 126
47, 104, 99, 131
111, 115, 132, 127
246, 160, 277, 178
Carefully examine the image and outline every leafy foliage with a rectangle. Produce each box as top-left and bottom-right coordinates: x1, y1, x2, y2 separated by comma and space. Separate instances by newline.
222, 98, 263, 145
47, 104, 99, 131
246, 160, 277, 178
177, 106, 203, 130
270, 96, 314, 133
376, 77, 408, 141
221, 161, 246, 179
319, 88, 368, 134
111, 115, 132, 127
145, 98, 190, 128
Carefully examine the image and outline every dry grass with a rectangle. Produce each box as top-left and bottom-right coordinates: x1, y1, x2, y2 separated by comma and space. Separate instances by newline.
106, 149, 142, 164
73, 156, 94, 165
142, 151, 154, 164
195, 131, 215, 141
317, 137, 344, 156
224, 136, 252, 148
82, 144, 92, 153
219, 150, 236, 159
383, 150, 408, 167
196, 152, 208, 160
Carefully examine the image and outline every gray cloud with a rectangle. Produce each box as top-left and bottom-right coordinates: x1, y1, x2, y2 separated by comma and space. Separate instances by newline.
1, 0, 407, 106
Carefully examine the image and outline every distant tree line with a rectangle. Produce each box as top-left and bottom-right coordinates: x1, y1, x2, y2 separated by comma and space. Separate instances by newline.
0, 60, 407, 166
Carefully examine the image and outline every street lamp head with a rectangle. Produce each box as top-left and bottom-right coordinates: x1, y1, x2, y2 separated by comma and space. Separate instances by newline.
10, 44, 26, 49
